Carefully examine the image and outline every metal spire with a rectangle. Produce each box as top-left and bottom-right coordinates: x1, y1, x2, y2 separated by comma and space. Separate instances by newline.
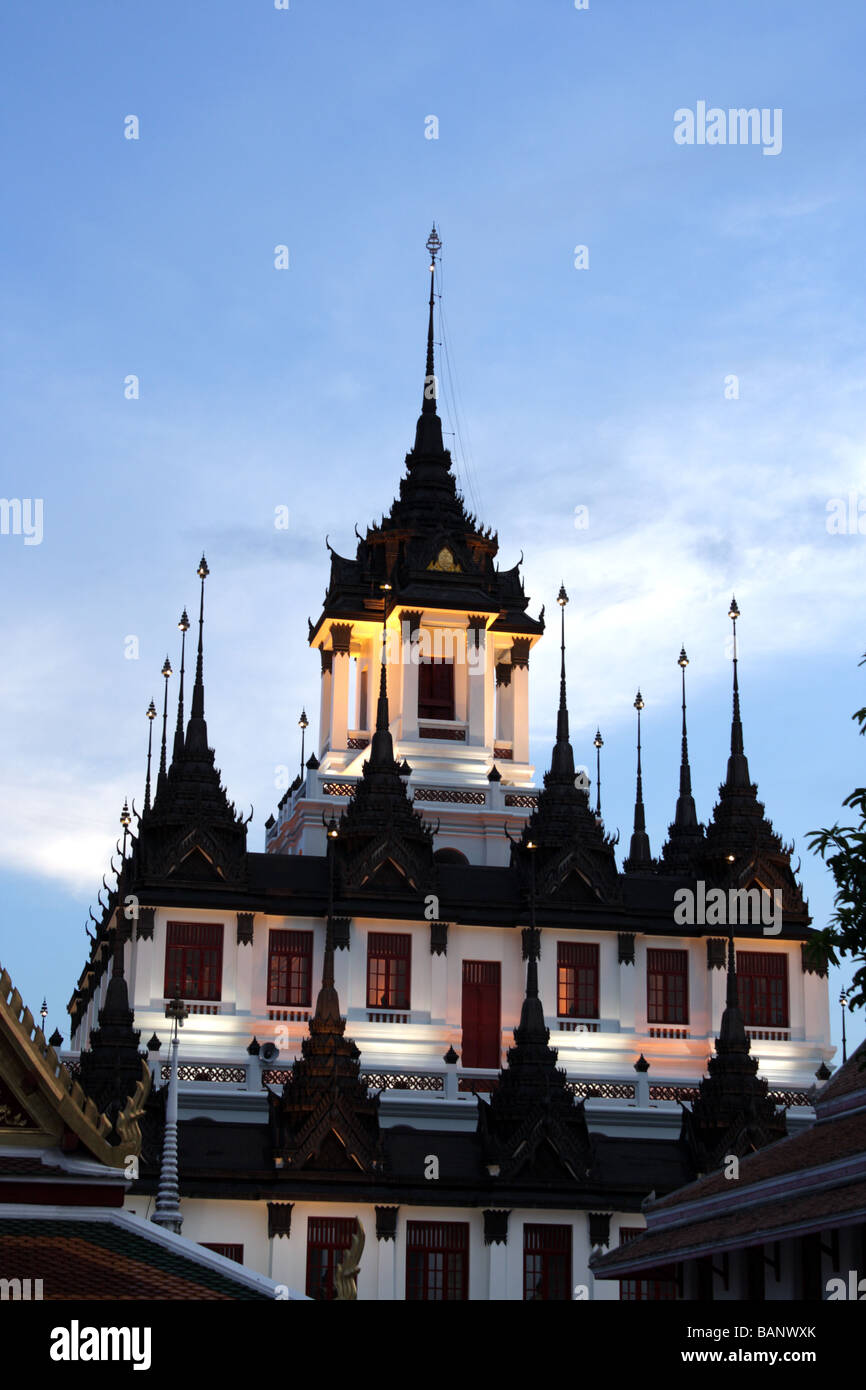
188, 555, 209, 728
674, 648, 698, 827
422, 225, 441, 415
143, 699, 157, 813
412, 228, 445, 456
549, 584, 575, 779
156, 656, 172, 799
626, 691, 653, 869
593, 729, 603, 817
726, 596, 751, 788
172, 611, 190, 762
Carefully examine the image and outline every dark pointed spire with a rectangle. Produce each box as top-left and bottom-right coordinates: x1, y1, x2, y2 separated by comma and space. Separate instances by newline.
143, 700, 157, 814
681, 923, 787, 1170
624, 691, 654, 872
661, 648, 705, 875
172, 611, 190, 763
155, 656, 172, 801
369, 595, 395, 766
412, 226, 445, 457
185, 555, 209, 754
674, 648, 698, 828
726, 596, 751, 788
514, 588, 619, 899
77, 910, 146, 1133
549, 585, 574, 780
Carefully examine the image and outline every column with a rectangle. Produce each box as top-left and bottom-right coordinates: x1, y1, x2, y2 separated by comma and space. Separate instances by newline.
510, 639, 531, 764
318, 650, 332, 757
430, 923, 448, 1027
618, 932, 636, 1033
400, 612, 422, 740
330, 624, 353, 751
467, 618, 488, 747
235, 913, 255, 1015
376, 1207, 399, 1300
484, 1210, 510, 1299
707, 938, 727, 1037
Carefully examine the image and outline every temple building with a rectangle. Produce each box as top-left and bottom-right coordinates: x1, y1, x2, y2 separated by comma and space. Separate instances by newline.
60, 231, 834, 1301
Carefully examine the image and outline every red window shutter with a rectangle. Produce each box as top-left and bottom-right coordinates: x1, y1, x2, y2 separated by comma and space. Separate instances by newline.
418, 658, 455, 720
306, 1217, 356, 1301
557, 942, 599, 1018
736, 951, 789, 1027
523, 1224, 572, 1300
367, 932, 411, 1009
267, 930, 313, 1006
164, 922, 223, 1001
647, 948, 688, 1024
406, 1222, 469, 1301
461, 961, 501, 1068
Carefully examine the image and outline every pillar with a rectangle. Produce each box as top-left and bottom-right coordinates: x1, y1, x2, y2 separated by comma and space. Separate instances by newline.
318, 649, 332, 757
330, 624, 353, 751
510, 639, 531, 764
376, 1207, 399, 1300
400, 612, 422, 740
484, 1210, 510, 1300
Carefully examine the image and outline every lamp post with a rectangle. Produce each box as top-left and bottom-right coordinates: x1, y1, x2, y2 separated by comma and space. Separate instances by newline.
840, 988, 849, 1064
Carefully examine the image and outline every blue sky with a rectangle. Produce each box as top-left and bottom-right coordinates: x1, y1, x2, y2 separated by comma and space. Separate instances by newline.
1, 1, 864, 1058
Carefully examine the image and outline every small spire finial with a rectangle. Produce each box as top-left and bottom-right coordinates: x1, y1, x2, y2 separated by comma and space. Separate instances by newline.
156, 656, 172, 800
549, 584, 574, 779
184, 556, 210, 753
143, 699, 157, 813
172, 610, 190, 762
626, 691, 653, 871
673, 647, 698, 828
726, 594, 751, 788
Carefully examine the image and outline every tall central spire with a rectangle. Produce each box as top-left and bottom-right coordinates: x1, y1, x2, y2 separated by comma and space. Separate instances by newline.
412, 226, 445, 457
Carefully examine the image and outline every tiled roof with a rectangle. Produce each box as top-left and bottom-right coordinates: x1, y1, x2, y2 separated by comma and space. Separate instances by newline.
0, 1217, 276, 1300
650, 1109, 865, 1210
591, 1176, 866, 1276
815, 1038, 866, 1106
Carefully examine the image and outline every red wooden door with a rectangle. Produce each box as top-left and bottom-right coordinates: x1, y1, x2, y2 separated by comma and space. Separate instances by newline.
461, 961, 501, 1068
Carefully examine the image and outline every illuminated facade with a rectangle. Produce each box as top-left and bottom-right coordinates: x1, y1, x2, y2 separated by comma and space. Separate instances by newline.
64, 234, 833, 1300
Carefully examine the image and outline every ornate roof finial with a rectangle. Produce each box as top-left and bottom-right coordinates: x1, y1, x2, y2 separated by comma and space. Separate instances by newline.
412, 227, 445, 457
155, 656, 172, 801
593, 729, 603, 817
674, 647, 698, 828
549, 584, 574, 779
185, 556, 210, 754
726, 595, 751, 788
143, 699, 157, 814
172, 610, 190, 762
624, 691, 654, 872
369, 583, 394, 764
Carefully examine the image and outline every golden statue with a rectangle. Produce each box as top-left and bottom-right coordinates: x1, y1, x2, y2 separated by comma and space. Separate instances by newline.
334, 1218, 365, 1300
428, 546, 461, 573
